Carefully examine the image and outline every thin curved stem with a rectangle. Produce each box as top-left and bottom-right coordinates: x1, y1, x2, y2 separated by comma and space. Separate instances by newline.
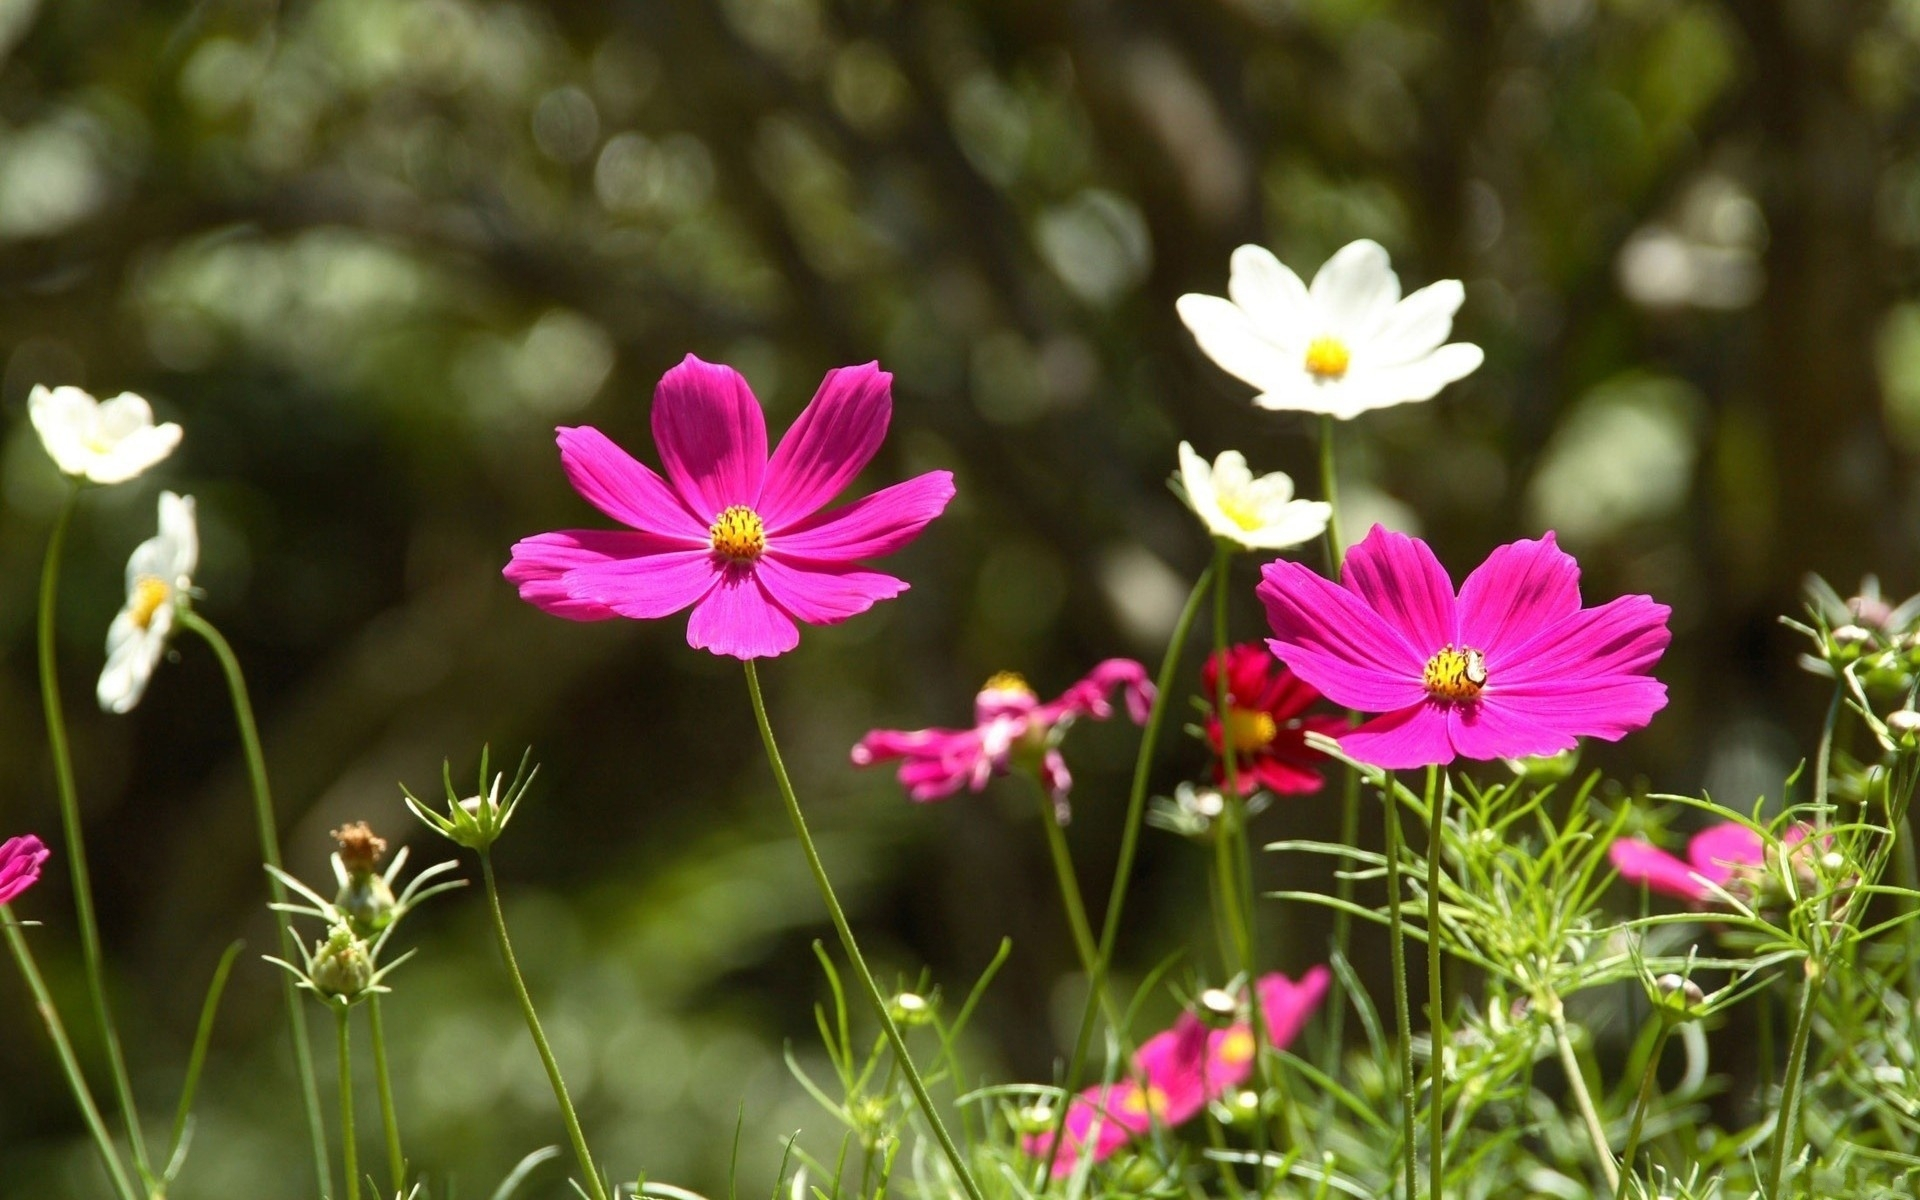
1045, 566, 1214, 1183
1318, 414, 1360, 1083
743, 662, 984, 1200
367, 996, 406, 1195
1425, 768, 1445, 1199
1029, 781, 1110, 1020
337, 1006, 360, 1200
480, 852, 609, 1200
4, 908, 140, 1200
1767, 966, 1820, 1197
1613, 1023, 1672, 1200
176, 607, 332, 1199
1382, 775, 1418, 1200
38, 485, 150, 1181
1549, 1001, 1620, 1193
1812, 683, 1843, 824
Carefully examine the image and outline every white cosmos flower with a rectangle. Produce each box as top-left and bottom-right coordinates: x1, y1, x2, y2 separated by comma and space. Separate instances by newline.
99, 492, 198, 714
1176, 240, 1483, 420
1177, 442, 1330, 551
29, 384, 183, 485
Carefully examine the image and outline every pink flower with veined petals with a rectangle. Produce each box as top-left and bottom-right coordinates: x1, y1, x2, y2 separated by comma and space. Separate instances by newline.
851, 660, 1153, 823
1257, 525, 1671, 769
1023, 968, 1330, 1175
1611, 822, 1809, 904
506, 354, 955, 660
0, 833, 51, 906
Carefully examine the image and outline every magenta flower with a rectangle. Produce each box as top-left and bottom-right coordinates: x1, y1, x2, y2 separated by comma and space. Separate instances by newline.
1611, 822, 1808, 904
0, 833, 51, 906
1024, 968, 1330, 1174
852, 661, 1153, 822
1258, 526, 1670, 770
506, 355, 955, 660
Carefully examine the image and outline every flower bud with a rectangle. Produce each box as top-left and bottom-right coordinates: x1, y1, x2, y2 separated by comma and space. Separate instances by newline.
887, 992, 935, 1027
1196, 987, 1240, 1028
1505, 746, 1580, 782
1889, 709, 1920, 750
1013, 1102, 1056, 1136
1218, 1088, 1265, 1128
1828, 624, 1874, 662
1655, 973, 1705, 1020
312, 926, 374, 1000
332, 822, 397, 935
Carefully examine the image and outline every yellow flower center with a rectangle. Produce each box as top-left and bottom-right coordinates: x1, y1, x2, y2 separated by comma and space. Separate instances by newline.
1423, 644, 1488, 702
129, 576, 171, 630
1217, 1028, 1256, 1066
1119, 1085, 1171, 1118
981, 670, 1035, 698
708, 505, 766, 562
1223, 708, 1278, 752
1303, 335, 1351, 380
1217, 493, 1265, 532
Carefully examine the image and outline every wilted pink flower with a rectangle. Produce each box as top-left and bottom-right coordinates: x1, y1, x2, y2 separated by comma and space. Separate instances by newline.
1258, 526, 1670, 769
1025, 968, 1330, 1175
506, 355, 954, 660
851, 661, 1153, 823
1610, 822, 1808, 904
0, 834, 51, 906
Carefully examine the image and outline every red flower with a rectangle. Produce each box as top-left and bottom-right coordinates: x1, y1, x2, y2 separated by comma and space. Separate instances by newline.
1201, 645, 1344, 797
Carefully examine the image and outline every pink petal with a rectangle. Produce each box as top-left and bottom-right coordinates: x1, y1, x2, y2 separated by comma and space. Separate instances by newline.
770, 470, 955, 560
1610, 838, 1708, 902
1484, 676, 1669, 742
1338, 702, 1456, 769
685, 566, 800, 659
506, 530, 690, 621
1495, 594, 1672, 688
1455, 534, 1582, 661
755, 555, 908, 624
1447, 697, 1578, 762
0, 833, 51, 906
1256, 966, 1331, 1050
1258, 560, 1429, 711
1340, 525, 1457, 654
556, 427, 708, 541
651, 355, 768, 519
851, 727, 986, 801
561, 548, 722, 620
1687, 823, 1766, 885
757, 363, 892, 529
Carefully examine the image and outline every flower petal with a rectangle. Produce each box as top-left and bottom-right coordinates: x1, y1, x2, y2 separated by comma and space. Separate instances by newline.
1338, 702, 1455, 769
755, 555, 908, 624
1227, 244, 1312, 334
1256, 967, 1331, 1050
1337, 343, 1483, 416
758, 362, 893, 529
0, 834, 50, 906
1456, 533, 1582, 663
1363, 280, 1466, 367
1177, 293, 1292, 393
1258, 559, 1429, 711
770, 470, 954, 561
556, 426, 709, 541
561, 547, 722, 620
651, 354, 768, 519
685, 566, 800, 659
1340, 525, 1457, 655
1687, 823, 1767, 885
506, 530, 685, 621
1447, 696, 1579, 762
1609, 839, 1708, 902
1484, 676, 1669, 742
1309, 240, 1400, 340
1496, 593, 1672, 688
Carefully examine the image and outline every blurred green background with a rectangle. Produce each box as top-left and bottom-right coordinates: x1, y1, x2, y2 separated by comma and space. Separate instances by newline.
2, 0, 1917, 1194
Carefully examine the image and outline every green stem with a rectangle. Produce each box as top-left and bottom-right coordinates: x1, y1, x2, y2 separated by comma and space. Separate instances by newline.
1424, 768, 1445, 1200
479, 852, 609, 1200
1812, 683, 1843, 824
337, 1006, 359, 1200
1767, 965, 1820, 1197
743, 662, 984, 1200
4, 908, 140, 1200
1317, 414, 1360, 1082
1549, 1001, 1619, 1192
175, 608, 332, 1200
1382, 776, 1417, 1200
1318, 415, 1344, 568
38, 485, 150, 1181
1613, 1023, 1672, 1200
1030, 782, 1106, 1005
367, 996, 406, 1195
1046, 567, 1214, 1182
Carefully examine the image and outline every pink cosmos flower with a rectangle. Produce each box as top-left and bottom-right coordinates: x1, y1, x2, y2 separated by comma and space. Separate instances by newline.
851, 661, 1153, 823
1024, 968, 1331, 1175
1257, 526, 1671, 770
506, 355, 955, 660
1611, 822, 1809, 904
0, 833, 51, 906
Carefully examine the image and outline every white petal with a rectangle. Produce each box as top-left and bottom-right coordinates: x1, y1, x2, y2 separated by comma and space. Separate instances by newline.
1241, 468, 1297, 509
1337, 342, 1485, 417
1176, 441, 1235, 539
98, 614, 163, 714
1363, 279, 1466, 368
1251, 375, 1356, 417
95, 393, 158, 440
156, 492, 199, 582
1177, 293, 1293, 394
88, 422, 183, 485
1226, 245, 1311, 336
1310, 240, 1400, 340
1237, 500, 1333, 550
28, 384, 97, 477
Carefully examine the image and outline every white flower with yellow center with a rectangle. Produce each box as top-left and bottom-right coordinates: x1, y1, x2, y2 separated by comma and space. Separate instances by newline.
1176, 240, 1483, 420
29, 385, 183, 485
1177, 442, 1330, 552
98, 492, 197, 714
